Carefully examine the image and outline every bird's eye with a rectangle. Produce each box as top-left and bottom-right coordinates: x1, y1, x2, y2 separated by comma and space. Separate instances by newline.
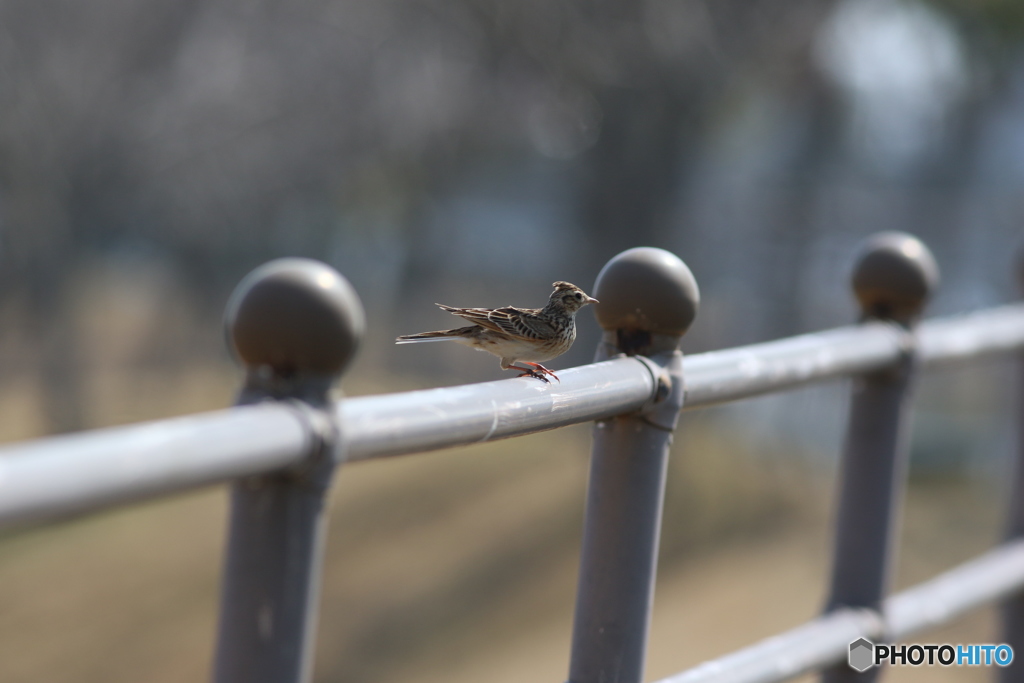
574, 293, 582, 300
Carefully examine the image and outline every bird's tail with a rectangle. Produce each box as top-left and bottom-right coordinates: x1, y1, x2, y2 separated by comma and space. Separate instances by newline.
395, 329, 466, 344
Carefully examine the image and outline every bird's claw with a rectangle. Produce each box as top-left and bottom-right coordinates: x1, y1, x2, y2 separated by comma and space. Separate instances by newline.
515, 364, 559, 383
529, 363, 559, 382
517, 369, 551, 383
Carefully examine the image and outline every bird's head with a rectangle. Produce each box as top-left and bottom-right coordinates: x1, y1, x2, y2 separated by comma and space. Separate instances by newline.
549, 281, 599, 313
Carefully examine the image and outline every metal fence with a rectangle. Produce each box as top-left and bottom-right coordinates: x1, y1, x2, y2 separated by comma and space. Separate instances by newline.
1, 232, 1023, 683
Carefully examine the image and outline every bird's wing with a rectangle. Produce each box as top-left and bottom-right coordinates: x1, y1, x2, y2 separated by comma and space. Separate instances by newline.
438, 305, 555, 340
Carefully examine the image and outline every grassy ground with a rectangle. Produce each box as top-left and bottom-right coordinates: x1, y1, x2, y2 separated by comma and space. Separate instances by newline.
0, 364, 1011, 683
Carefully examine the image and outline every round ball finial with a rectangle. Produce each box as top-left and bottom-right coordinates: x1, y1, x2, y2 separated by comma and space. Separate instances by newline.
851, 232, 938, 323
226, 258, 365, 377
593, 247, 700, 337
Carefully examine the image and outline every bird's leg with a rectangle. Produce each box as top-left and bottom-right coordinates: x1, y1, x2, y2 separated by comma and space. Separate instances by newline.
506, 364, 551, 383
522, 362, 559, 382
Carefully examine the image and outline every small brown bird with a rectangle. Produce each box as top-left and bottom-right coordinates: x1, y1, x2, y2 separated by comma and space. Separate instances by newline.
396, 281, 599, 382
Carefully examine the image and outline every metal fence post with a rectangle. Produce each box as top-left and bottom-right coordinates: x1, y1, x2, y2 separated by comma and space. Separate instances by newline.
212, 258, 365, 683
1000, 255, 1024, 682
822, 233, 938, 683
568, 247, 700, 683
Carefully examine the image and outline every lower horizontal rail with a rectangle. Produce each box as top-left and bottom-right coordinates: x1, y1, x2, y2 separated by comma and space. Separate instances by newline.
657, 538, 1024, 683
887, 539, 1024, 639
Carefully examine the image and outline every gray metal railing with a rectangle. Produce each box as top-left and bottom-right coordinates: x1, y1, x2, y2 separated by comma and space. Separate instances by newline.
1, 234, 1023, 682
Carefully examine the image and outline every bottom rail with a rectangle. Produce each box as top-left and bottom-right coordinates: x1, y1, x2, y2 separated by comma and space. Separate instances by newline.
658, 539, 1024, 683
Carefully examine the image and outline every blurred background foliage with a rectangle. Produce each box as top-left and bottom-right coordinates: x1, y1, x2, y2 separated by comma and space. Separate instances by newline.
1, 0, 1023, 681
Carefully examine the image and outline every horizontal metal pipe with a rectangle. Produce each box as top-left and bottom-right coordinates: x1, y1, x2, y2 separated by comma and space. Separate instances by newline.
0, 359, 656, 529
342, 357, 657, 461
0, 404, 311, 528
887, 539, 1024, 639
1, 305, 1023, 526
681, 322, 903, 409
658, 608, 883, 683
341, 326, 902, 461
917, 304, 1024, 367
679, 304, 1024, 409
654, 538, 1024, 683
343, 304, 1024, 460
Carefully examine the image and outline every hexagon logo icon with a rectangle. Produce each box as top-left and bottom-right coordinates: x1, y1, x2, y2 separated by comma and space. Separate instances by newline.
848, 638, 875, 672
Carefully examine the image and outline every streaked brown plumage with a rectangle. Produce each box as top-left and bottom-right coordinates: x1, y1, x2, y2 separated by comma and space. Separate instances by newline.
395, 281, 599, 382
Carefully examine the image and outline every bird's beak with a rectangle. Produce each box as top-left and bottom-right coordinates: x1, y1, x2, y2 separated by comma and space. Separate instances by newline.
587, 296, 600, 304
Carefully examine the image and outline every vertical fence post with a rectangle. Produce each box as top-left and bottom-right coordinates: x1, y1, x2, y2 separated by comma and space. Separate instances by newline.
568, 247, 699, 683
213, 258, 365, 683
1000, 255, 1024, 682
822, 233, 938, 682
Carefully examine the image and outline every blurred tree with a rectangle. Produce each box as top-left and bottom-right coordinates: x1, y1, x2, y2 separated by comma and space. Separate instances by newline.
1, 0, 1022, 431
0, 0, 207, 431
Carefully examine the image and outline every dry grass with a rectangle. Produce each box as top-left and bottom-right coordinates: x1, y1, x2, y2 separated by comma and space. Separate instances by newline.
0, 364, 1011, 683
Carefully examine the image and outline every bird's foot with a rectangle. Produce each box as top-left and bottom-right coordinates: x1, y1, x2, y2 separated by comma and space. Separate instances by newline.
516, 368, 550, 383
523, 362, 559, 383
508, 363, 555, 383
